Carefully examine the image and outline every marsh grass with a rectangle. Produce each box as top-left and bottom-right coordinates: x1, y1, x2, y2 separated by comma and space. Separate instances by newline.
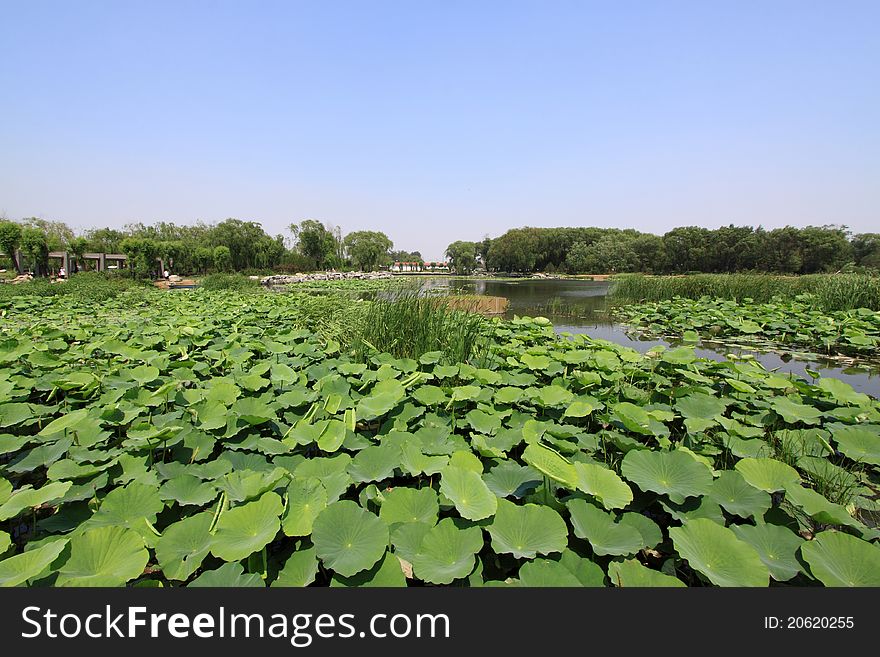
0, 272, 149, 301
354, 288, 489, 364
610, 273, 880, 311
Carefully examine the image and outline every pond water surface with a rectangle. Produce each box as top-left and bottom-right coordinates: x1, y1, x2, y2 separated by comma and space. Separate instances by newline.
422, 277, 880, 398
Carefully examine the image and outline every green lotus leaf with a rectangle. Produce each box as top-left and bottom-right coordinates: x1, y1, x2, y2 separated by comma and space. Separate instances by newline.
487, 498, 568, 559
608, 559, 686, 587
159, 475, 218, 507
411, 518, 483, 585
621, 449, 713, 504
231, 397, 276, 425
676, 393, 728, 433
520, 354, 551, 370
816, 378, 870, 407
521, 442, 578, 489
272, 546, 319, 587
196, 400, 228, 430
556, 549, 605, 586
379, 486, 439, 527
706, 470, 771, 519
730, 523, 803, 582
567, 499, 643, 556
412, 385, 448, 406
0, 538, 69, 587
155, 511, 214, 581
770, 397, 822, 425
357, 383, 404, 420
0, 481, 72, 520
390, 521, 433, 564
85, 481, 164, 533
734, 458, 801, 492
400, 444, 449, 477
129, 365, 160, 385
189, 562, 263, 587
800, 531, 880, 587
661, 347, 696, 364
563, 400, 594, 418
282, 478, 328, 537
439, 465, 498, 521
211, 491, 283, 562
517, 558, 582, 586
348, 444, 400, 483
536, 385, 574, 407
448, 449, 483, 473
216, 468, 288, 504
332, 551, 406, 587
317, 419, 347, 453
482, 461, 541, 499
670, 518, 769, 587
450, 385, 481, 402
37, 408, 90, 437
0, 478, 11, 505
618, 513, 662, 550
56, 527, 149, 587
465, 409, 502, 435
312, 500, 389, 576
783, 483, 859, 528
0, 531, 8, 555
495, 387, 523, 405
574, 461, 633, 510
832, 426, 880, 466
612, 402, 653, 435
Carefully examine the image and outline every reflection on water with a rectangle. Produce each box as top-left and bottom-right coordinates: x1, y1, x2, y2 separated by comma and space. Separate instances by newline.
424, 277, 880, 398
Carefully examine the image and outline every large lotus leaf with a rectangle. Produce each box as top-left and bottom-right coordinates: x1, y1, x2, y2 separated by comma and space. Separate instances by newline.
517, 558, 582, 586
556, 549, 605, 586
574, 461, 633, 510
612, 402, 653, 435
495, 387, 524, 405
676, 393, 728, 433
465, 409, 502, 435
520, 354, 551, 370
400, 444, 449, 477
37, 408, 90, 437
282, 478, 328, 537
521, 442, 578, 489
411, 518, 483, 585
129, 365, 160, 385
621, 449, 713, 504
482, 461, 541, 499
316, 419, 347, 453
563, 399, 595, 418
312, 501, 389, 576
608, 559, 686, 587
619, 513, 662, 550
155, 511, 214, 581
816, 378, 870, 407
770, 397, 822, 425
56, 527, 148, 587
272, 546, 319, 587
357, 382, 404, 420
159, 475, 218, 507
348, 444, 400, 483
0, 538, 69, 587
731, 523, 803, 582
85, 481, 164, 532
800, 531, 880, 587
661, 347, 696, 364
0, 478, 11, 505
196, 400, 229, 430
670, 518, 769, 587
448, 449, 483, 473
390, 521, 433, 564
706, 471, 771, 519
412, 385, 448, 407
0, 531, 8, 554
379, 486, 439, 527
487, 498, 568, 559
217, 468, 288, 504
0, 481, 72, 520
567, 499, 643, 557
832, 426, 880, 466
189, 562, 263, 587
536, 385, 574, 407
439, 465, 498, 521
211, 492, 283, 562
332, 552, 406, 587
734, 458, 801, 493
231, 397, 276, 425
783, 484, 859, 528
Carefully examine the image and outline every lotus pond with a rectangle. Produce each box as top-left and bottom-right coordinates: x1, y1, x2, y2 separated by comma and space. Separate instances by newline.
0, 288, 879, 587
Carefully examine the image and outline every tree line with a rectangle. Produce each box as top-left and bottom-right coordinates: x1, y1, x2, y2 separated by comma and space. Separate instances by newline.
445, 225, 880, 275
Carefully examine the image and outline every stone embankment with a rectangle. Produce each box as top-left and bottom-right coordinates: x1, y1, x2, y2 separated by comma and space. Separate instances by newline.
260, 271, 394, 286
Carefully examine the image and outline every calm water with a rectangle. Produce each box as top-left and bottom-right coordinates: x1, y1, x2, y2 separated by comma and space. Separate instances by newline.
422, 277, 880, 398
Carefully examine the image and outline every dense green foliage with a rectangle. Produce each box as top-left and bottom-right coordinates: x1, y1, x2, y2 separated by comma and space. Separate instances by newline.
0, 273, 148, 301
0, 288, 877, 587
477, 225, 877, 274
611, 274, 880, 311
616, 297, 880, 360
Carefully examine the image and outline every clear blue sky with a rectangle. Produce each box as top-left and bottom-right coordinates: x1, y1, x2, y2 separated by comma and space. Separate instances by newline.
1, 1, 877, 260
